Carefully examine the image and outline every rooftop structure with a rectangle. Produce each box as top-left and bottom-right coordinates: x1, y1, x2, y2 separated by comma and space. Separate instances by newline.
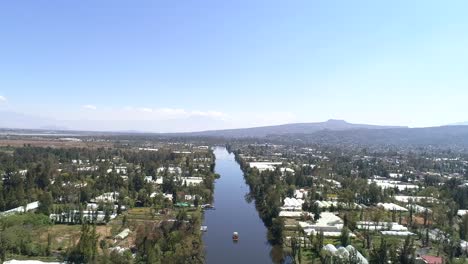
282, 197, 304, 211
368, 179, 419, 191
394, 195, 438, 203
115, 228, 131, 240
378, 202, 408, 212
298, 212, 346, 236
321, 244, 368, 264
249, 162, 282, 172
357, 221, 408, 231
0, 201, 39, 217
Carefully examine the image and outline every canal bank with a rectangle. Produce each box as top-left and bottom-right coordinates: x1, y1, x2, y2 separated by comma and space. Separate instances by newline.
203, 147, 272, 263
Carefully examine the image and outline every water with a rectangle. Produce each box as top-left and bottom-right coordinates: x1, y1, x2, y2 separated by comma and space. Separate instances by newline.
203, 147, 273, 263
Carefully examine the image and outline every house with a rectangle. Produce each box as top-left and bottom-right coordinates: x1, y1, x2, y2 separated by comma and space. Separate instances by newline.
281, 197, 304, 211
377, 203, 408, 212
381, 230, 415, 236
115, 228, 131, 240
315, 200, 361, 210
458, 209, 468, 217
394, 195, 438, 203
92, 192, 119, 203
50, 210, 117, 224
357, 221, 408, 231
279, 211, 313, 218
151, 192, 174, 200
115, 166, 127, 174
157, 166, 182, 175
298, 212, 352, 237
138, 147, 158, 151
368, 179, 419, 191
294, 189, 307, 199
407, 204, 432, 214
321, 245, 368, 264
0, 201, 40, 217
280, 167, 295, 175
143, 176, 163, 185
249, 162, 282, 172
178, 177, 203, 186
4, 260, 61, 264
417, 255, 443, 264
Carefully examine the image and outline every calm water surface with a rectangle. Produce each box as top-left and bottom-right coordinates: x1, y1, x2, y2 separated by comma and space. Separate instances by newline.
203, 147, 273, 263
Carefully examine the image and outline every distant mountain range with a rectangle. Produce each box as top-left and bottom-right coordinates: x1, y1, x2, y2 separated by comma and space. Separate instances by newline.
172, 120, 468, 148
449, 121, 468, 126
179, 119, 407, 138
3, 111, 468, 147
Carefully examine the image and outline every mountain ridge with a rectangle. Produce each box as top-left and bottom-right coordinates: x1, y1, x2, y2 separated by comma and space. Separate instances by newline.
178, 119, 407, 138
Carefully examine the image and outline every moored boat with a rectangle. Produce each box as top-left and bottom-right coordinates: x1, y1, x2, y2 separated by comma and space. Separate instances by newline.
232, 231, 239, 241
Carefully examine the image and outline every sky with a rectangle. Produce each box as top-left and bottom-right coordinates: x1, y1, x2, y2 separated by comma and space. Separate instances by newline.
1, 1, 468, 132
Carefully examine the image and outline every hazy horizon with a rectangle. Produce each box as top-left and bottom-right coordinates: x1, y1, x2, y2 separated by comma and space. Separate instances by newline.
2, 1, 468, 131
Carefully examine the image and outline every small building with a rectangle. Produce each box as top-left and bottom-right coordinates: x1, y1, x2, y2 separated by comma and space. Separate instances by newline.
179, 177, 203, 186
417, 255, 443, 264
298, 212, 351, 237
458, 209, 468, 217
115, 228, 131, 240
281, 197, 304, 211
378, 203, 408, 212
249, 162, 282, 172
92, 192, 119, 203
4, 260, 61, 264
357, 221, 408, 231
321, 244, 368, 264
0, 201, 40, 217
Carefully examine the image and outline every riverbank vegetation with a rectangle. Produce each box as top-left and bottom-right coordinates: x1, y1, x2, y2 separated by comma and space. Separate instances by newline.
0, 139, 216, 262
230, 142, 468, 263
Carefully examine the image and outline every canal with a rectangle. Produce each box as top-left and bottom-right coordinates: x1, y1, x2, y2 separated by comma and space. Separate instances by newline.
203, 147, 273, 263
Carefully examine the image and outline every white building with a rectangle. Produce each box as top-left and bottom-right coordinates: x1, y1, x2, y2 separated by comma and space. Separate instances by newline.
0, 201, 40, 217
394, 195, 438, 203
378, 203, 408, 212
458, 210, 468, 217
321, 244, 368, 264
281, 197, 304, 211
249, 162, 282, 172
357, 221, 408, 231
115, 228, 131, 240
4, 260, 61, 264
368, 179, 419, 191
298, 212, 351, 237
92, 192, 119, 203
179, 177, 203, 186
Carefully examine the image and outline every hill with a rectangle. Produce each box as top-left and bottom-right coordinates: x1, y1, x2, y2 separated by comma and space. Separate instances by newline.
181, 119, 406, 138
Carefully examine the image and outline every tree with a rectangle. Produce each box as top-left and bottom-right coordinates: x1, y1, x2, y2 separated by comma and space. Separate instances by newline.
68, 224, 99, 263
370, 237, 388, 264
268, 218, 284, 245
423, 208, 429, 228
340, 227, 350, 247
315, 231, 324, 254
172, 191, 177, 205
398, 236, 415, 264
460, 214, 468, 240
291, 237, 298, 263
46, 233, 52, 256
311, 202, 321, 221
38, 191, 53, 215
367, 183, 382, 205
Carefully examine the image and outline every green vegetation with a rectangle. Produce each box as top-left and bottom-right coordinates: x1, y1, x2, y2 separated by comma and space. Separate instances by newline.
0, 142, 216, 262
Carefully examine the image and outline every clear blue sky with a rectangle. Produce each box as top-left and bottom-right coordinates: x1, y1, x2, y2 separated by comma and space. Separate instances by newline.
1, 1, 468, 131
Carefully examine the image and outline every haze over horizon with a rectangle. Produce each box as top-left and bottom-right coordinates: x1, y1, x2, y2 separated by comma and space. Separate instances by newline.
1, 1, 468, 131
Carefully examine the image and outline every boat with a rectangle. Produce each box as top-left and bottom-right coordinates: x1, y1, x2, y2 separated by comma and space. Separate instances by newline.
232, 231, 239, 241
202, 204, 215, 210
200, 226, 208, 232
